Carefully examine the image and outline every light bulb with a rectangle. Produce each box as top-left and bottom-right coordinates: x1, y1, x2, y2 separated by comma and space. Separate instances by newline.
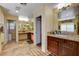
16, 10, 19, 13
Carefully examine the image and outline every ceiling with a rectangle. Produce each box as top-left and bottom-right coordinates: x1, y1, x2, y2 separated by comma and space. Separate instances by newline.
0, 3, 57, 18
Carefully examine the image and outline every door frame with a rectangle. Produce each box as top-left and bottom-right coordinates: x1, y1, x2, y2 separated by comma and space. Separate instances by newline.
35, 15, 42, 48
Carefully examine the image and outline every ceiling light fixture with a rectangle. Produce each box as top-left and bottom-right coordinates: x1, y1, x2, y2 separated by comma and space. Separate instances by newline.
16, 10, 19, 13
19, 16, 29, 22
15, 6, 20, 13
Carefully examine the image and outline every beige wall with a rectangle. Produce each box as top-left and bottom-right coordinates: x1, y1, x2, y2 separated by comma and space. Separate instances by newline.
42, 7, 58, 52
4, 14, 18, 42
74, 16, 79, 34
33, 5, 45, 46
44, 7, 58, 32
0, 6, 4, 25
0, 6, 5, 43
0, 6, 18, 44
33, 5, 58, 52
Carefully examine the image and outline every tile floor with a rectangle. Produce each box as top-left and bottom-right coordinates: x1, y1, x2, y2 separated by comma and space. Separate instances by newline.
0, 40, 50, 56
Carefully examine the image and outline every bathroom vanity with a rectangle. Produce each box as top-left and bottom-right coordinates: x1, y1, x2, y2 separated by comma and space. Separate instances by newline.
47, 34, 79, 56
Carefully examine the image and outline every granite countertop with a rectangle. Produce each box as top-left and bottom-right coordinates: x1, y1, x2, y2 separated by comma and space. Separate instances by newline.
48, 34, 79, 42
19, 31, 33, 34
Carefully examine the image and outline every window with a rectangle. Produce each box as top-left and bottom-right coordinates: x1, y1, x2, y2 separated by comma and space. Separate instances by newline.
60, 24, 66, 31
10, 22, 16, 29
66, 23, 74, 32
60, 23, 74, 32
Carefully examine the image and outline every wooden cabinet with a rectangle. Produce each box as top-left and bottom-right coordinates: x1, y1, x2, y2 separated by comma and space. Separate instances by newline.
78, 22, 79, 34
47, 36, 59, 55
19, 33, 27, 41
59, 40, 77, 56
47, 36, 78, 56
77, 43, 79, 55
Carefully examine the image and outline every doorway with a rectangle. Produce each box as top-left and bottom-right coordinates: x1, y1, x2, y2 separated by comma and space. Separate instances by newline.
36, 16, 42, 48
7, 20, 16, 43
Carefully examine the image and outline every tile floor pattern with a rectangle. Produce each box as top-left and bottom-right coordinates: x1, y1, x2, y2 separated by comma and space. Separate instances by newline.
0, 41, 50, 56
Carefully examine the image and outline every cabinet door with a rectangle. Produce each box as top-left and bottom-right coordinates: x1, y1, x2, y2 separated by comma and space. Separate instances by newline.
47, 36, 52, 49
51, 38, 59, 55
47, 36, 59, 55
59, 45, 77, 56
77, 42, 79, 55
59, 39, 64, 55
59, 40, 77, 56
47, 36, 52, 51
78, 23, 79, 34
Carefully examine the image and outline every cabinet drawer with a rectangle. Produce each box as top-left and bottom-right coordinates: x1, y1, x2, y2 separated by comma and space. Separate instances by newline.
59, 40, 77, 56
60, 46, 77, 56
64, 40, 77, 48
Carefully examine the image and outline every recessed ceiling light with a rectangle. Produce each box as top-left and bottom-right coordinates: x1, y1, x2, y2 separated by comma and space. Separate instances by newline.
16, 10, 19, 13
15, 6, 20, 13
